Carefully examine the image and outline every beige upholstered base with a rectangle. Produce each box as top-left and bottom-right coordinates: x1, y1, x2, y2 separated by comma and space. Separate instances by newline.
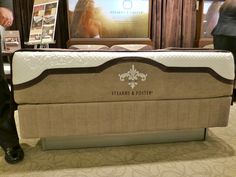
18, 97, 231, 139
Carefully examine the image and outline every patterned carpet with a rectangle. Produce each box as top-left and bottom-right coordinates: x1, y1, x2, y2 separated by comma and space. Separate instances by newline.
1, 105, 236, 177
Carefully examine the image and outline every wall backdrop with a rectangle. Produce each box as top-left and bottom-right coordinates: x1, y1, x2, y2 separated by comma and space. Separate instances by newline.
11, 0, 196, 49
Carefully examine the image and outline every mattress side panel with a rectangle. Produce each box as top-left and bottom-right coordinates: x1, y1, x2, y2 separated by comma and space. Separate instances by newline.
14, 62, 233, 104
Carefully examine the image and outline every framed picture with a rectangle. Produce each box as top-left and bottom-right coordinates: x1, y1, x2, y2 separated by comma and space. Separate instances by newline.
3, 30, 21, 52
28, 0, 59, 44
67, 0, 155, 47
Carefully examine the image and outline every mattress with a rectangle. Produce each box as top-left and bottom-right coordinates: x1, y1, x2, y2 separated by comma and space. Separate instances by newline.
12, 49, 234, 138
12, 50, 234, 104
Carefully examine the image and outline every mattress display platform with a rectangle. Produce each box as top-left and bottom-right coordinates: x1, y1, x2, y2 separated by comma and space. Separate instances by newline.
12, 49, 234, 148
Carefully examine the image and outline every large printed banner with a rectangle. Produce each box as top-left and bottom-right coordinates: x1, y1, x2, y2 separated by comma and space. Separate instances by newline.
67, 0, 150, 38
29, 0, 59, 44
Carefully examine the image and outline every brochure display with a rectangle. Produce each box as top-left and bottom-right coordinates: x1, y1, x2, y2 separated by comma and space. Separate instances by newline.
3, 30, 21, 52
28, 0, 59, 46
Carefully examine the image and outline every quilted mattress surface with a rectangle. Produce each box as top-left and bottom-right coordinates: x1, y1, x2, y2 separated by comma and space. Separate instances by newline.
12, 50, 235, 86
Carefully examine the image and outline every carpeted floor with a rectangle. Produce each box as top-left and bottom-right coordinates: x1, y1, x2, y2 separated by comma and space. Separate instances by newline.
1, 105, 236, 177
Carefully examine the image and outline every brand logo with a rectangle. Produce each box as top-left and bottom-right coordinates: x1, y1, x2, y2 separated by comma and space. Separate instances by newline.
118, 65, 147, 89
123, 0, 132, 9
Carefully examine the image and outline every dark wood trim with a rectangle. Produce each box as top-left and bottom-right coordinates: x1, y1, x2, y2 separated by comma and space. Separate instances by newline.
162, 0, 183, 48
182, 0, 197, 47
155, 0, 162, 49
67, 38, 154, 48
195, 0, 204, 47
14, 47, 228, 52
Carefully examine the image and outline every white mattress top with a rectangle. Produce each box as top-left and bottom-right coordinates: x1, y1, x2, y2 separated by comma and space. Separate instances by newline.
12, 51, 235, 85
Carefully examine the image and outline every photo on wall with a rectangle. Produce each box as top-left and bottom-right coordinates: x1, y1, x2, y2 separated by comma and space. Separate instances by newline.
67, 0, 151, 39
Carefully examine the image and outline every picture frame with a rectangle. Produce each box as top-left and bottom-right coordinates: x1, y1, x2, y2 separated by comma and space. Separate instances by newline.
66, 0, 155, 47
